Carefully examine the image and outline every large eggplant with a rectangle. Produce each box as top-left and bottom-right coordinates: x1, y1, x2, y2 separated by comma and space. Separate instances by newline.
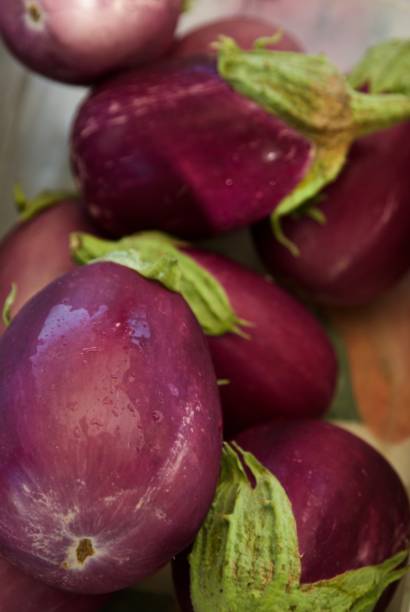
0, 262, 222, 593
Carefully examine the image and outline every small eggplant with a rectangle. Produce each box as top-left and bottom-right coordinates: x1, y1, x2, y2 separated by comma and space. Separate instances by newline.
253, 121, 410, 306
0, 0, 183, 84
173, 421, 410, 611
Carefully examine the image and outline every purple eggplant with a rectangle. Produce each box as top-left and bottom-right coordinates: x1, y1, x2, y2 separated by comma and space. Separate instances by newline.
0, 261, 222, 593
70, 55, 313, 238
236, 421, 410, 584
0, 0, 182, 85
253, 121, 410, 306
71, 37, 410, 241
173, 421, 410, 611
172, 16, 302, 58
0, 556, 108, 612
187, 249, 337, 434
0, 198, 96, 334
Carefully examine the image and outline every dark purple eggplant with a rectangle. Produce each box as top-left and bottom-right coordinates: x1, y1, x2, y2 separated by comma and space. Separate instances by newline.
0, 0, 182, 84
0, 262, 222, 594
70, 55, 313, 238
0, 198, 96, 334
253, 121, 410, 306
187, 249, 337, 434
173, 421, 410, 611
70, 38, 410, 241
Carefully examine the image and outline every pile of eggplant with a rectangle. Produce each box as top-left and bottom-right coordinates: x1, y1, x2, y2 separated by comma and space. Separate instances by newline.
0, 4, 409, 611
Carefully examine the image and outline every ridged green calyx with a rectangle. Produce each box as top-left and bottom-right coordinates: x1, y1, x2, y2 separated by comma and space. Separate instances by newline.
190, 444, 409, 612
14, 185, 77, 222
348, 38, 410, 95
217, 37, 410, 252
70, 231, 247, 337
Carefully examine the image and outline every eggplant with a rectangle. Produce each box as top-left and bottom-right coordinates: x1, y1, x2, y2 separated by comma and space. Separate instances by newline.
172, 16, 302, 58
0, 197, 95, 334
0, 262, 222, 593
0, 556, 108, 612
72, 232, 338, 435
173, 421, 410, 611
253, 121, 410, 306
0, 0, 182, 84
70, 55, 313, 238
188, 248, 337, 434
71, 37, 410, 240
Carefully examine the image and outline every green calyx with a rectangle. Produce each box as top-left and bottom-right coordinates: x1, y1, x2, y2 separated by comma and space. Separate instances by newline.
348, 38, 410, 95
70, 231, 247, 337
14, 185, 78, 223
217, 37, 410, 252
2, 284, 17, 328
190, 444, 409, 612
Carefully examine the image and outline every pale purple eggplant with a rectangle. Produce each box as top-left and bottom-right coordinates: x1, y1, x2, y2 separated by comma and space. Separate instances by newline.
253, 118, 410, 306
0, 262, 222, 593
70, 56, 313, 238
0, 198, 95, 334
0, 0, 182, 84
172, 15, 302, 58
173, 420, 410, 611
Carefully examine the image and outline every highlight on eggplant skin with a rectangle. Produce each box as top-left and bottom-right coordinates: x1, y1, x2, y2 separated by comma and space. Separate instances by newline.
172, 15, 303, 58
70, 56, 313, 239
185, 248, 338, 435
172, 420, 410, 612
0, 0, 183, 84
0, 262, 222, 594
253, 121, 410, 307
0, 198, 96, 334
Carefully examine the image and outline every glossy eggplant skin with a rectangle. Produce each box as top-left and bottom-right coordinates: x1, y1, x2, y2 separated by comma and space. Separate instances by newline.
70, 57, 312, 239
0, 557, 108, 612
173, 421, 410, 612
0, 199, 95, 335
186, 249, 337, 435
0, 262, 222, 594
0, 0, 182, 84
253, 122, 410, 306
172, 16, 302, 58
236, 421, 410, 583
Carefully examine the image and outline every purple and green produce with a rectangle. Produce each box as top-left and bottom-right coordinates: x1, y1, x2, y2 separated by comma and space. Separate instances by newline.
0, 6, 409, 612
173, 421, 410, 611
0, 262, 222, 593
71, 230, 337, 434
172, 15, 303, 57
